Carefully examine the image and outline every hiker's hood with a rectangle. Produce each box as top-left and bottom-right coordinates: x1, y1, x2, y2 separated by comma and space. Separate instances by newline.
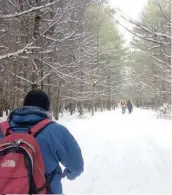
8, 106, 50, 127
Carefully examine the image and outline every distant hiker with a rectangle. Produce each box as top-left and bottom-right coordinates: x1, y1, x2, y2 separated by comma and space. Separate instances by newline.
0, 89, 84, 194
120, 98, 127, 114
127, 100, 133, 114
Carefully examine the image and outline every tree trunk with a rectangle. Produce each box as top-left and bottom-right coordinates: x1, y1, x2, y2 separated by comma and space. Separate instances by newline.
0, 108, 3, 117
79, 101, 84, 116
32, 84, 38, 90
92, 85, 95, 116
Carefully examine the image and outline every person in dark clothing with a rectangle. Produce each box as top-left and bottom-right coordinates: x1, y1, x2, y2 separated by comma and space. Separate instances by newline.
127, 100, 133, 114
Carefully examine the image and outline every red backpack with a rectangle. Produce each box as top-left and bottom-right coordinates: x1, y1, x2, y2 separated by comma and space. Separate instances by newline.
0, 119, 54, 194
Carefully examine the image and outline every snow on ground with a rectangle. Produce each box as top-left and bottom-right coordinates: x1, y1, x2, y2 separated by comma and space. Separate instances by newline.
0, 111, 8, 122
59, 108, 172, 194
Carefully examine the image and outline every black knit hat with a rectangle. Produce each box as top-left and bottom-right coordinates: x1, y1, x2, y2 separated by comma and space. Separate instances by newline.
23, 90, 50, 111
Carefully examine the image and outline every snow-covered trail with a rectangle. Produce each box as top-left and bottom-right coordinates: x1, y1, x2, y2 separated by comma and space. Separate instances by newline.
59, 109, 172, 194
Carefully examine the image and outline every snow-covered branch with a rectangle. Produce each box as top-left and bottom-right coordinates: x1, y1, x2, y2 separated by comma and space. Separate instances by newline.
8, 71, 33, 85
0, 43, 33, 61
0, 1, 58, 19
37, 70, 52, 84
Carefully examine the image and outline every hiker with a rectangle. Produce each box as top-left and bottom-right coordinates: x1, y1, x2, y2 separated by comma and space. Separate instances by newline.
0, 89, 84, 194
127, 100, 133, 114
120, 98, 127, 114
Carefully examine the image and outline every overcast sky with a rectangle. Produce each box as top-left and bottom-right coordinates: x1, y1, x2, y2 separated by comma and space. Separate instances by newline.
108, 0, 148, 42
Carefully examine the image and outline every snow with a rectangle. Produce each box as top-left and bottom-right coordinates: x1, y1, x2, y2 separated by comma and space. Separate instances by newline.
59, 108, 172, 194
0, 111, 8, 122
0, 108, 171, 193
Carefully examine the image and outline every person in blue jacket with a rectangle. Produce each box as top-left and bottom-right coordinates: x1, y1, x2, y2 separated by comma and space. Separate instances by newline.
2, 89, 84, 194
127, 100, 133, 114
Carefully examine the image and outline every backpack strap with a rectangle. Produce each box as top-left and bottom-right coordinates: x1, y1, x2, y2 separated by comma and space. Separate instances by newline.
0, 119, 54, 137
0, 121, 12, 137
28, 119, 55, 193
29, 119, 55, 137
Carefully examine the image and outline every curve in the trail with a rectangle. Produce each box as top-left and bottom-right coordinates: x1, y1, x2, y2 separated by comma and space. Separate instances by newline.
60, 109, 172, 194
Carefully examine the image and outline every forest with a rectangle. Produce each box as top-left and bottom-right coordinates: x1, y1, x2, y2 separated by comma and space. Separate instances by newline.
0, 0, 171, 119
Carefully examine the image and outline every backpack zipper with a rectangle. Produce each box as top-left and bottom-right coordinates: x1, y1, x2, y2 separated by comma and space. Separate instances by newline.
0, 139, 35, 154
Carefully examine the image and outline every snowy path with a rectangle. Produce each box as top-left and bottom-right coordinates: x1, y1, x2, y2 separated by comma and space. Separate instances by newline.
59, 109, 172, 194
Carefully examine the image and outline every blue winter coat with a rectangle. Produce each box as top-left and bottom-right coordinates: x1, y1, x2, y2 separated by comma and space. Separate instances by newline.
0, 106, 84, 194
127, 103, 133, 111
